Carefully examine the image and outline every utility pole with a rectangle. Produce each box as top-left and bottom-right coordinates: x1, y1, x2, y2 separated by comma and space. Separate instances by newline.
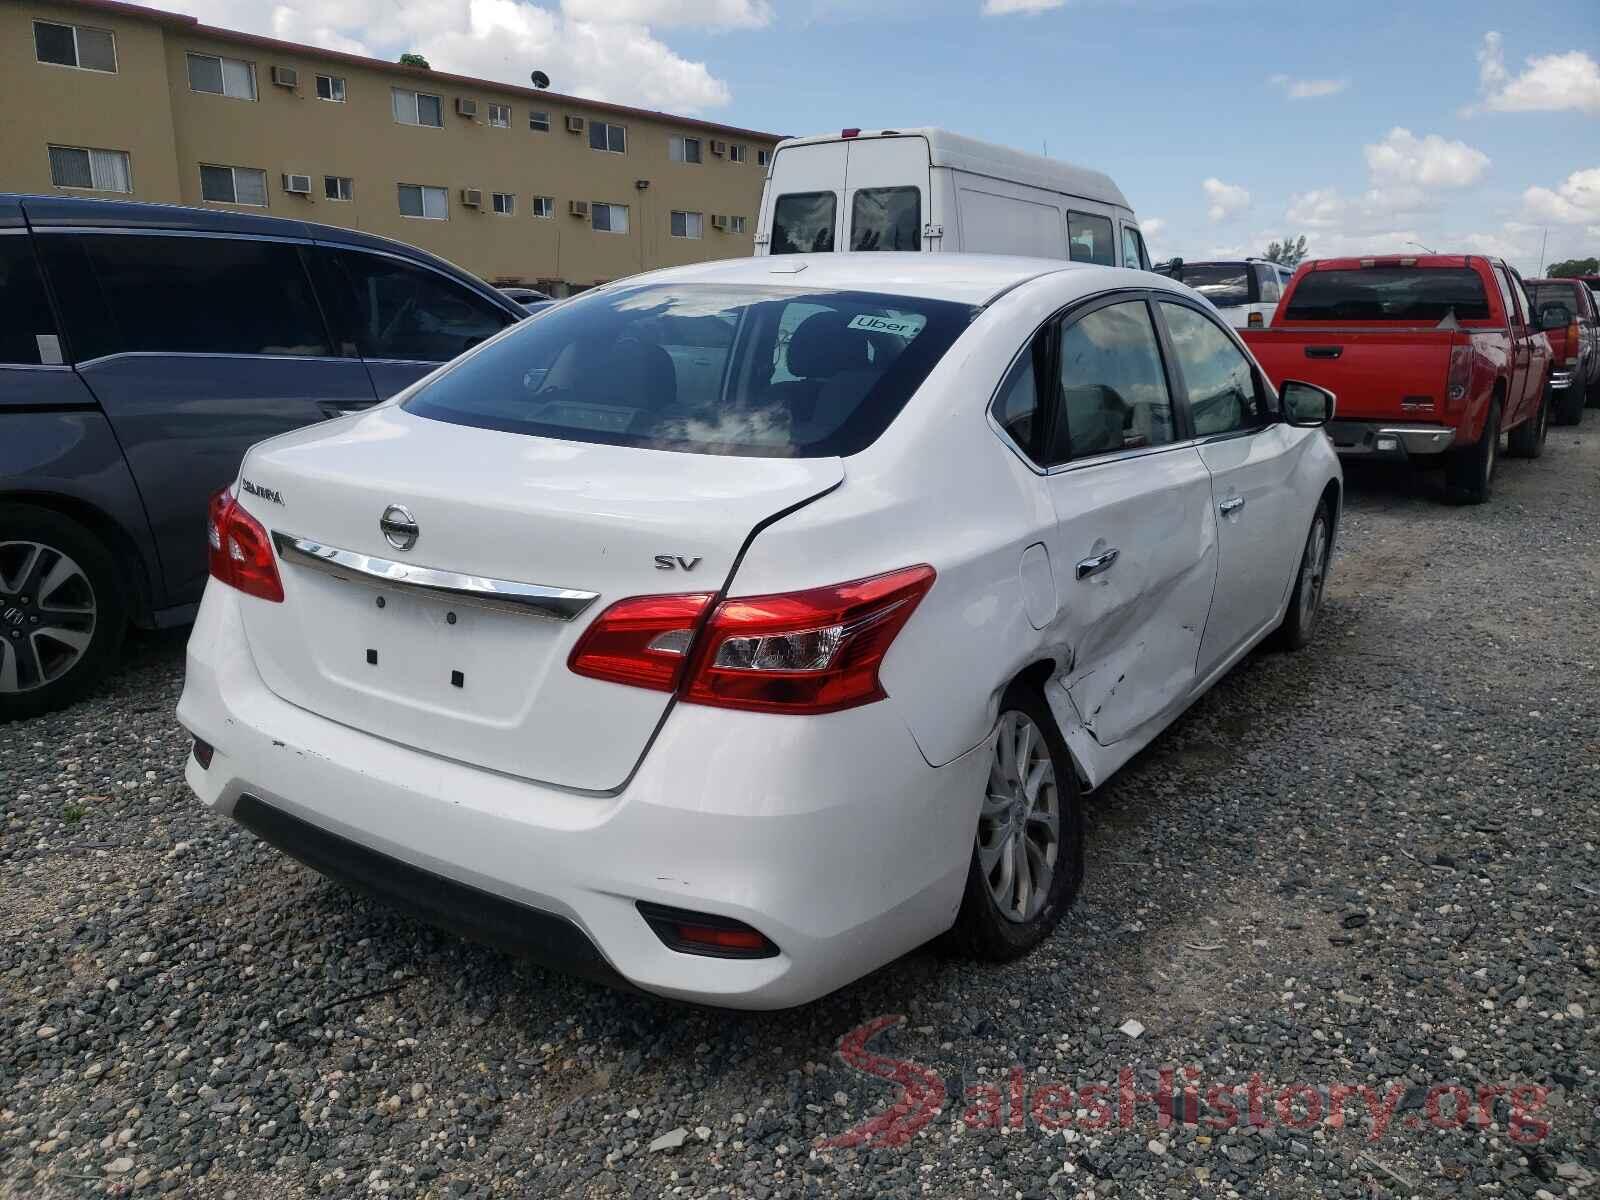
1538, 227, 1549, 275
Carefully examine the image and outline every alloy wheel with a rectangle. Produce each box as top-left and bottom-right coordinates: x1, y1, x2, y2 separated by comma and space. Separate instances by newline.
978, 710, 1060, 923
1298, 515, 1329, 632
0, 541, 98, 694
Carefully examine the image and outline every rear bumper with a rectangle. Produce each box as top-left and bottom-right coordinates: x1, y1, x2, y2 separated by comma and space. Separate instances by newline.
1325, 420, 1456, 459
177, 585, 984, 1009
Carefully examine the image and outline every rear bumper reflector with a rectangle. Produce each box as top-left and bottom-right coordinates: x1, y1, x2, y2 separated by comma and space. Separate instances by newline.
191, 738, 215, 769
231, 794, 631, 991
636, 901, 780, 959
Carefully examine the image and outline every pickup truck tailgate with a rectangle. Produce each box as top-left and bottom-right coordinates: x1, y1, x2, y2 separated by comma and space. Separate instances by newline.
1243, 328, 1459, 421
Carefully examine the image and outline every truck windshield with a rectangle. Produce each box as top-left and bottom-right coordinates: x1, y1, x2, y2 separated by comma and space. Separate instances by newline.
403, 284, 976, 458
1283, 268, 1491, 322
1174, 264, 1255, 309
771, 192, 836, 255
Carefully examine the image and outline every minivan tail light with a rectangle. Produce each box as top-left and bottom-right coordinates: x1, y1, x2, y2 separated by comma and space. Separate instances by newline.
206, 487, 284, 603
568, 592, 715, 691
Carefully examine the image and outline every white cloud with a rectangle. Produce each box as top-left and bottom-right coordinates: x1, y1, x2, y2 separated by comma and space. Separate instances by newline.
1522, 167, 1600, 225
1140, 217, 1167, 240
1364, 127, 1490, 190
1472, 31, 1600, 114
155, 0, 738, 112
1267, 73, 1348, 100
1202, 177, 1250, 222
1286, 188, 1347, 230
981, 0, 1066, 14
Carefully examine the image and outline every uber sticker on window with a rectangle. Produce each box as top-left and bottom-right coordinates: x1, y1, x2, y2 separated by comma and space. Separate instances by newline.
846, 313, 925, 339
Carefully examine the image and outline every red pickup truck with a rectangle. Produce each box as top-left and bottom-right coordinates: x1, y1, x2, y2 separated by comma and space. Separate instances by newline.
1524, 276, 1599, 420
1240, 255, 1554, 504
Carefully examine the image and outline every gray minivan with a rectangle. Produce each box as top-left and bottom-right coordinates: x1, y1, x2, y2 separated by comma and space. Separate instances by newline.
1, 194, 524, 719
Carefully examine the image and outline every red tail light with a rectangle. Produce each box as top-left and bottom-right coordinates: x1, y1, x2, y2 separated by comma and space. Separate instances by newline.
206, 486, 284, 603
1446, 342, 1472, 411
569, 566, 935, 714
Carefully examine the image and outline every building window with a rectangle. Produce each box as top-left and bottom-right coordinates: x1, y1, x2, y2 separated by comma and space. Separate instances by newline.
34, 20, 117, 72
398, 183, 448, 219
324, 175, 353, 201
670, 210, 703, 239
757, 148, 770, 167
392, 87, 443, 128
200, 163, 268, 206
729, 215, 746, 233
491, 191, 514, 215
591, 203, 629, 233
588, 121, 626, 153
532, 196, 554, 219
487, 103, 511, 128
315, 73, 346, 102
728, 144, 745, 163
669, 136, 701, 164
49, 145, 131, 193
187, 52, 256, 99
529, 110, 550, 132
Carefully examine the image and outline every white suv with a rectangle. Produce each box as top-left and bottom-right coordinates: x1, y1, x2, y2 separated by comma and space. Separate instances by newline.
179, 253, 1341, 1008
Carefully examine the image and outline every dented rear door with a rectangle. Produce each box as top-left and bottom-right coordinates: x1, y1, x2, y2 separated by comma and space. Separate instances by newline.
1043, 447, 1218, 745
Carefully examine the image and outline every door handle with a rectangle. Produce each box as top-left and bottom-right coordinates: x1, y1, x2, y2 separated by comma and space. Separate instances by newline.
1219, 497, 1246, 515
1075, 549, 1119, 580
1305, 345, 1343, 359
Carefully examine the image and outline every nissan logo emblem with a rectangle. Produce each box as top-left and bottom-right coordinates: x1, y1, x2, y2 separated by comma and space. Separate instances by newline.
380, 504, 419, 552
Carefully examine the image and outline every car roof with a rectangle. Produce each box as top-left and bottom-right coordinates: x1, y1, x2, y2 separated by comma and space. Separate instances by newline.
593, 252, 1130, 306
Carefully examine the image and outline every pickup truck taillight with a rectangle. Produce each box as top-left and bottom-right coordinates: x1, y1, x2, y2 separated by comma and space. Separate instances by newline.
1446, 343, 1472, 412
1567, 322, 1581, 365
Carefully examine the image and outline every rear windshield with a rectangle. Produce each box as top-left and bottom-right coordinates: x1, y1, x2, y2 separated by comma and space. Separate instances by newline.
1525, 282, 1579, 316
771, 192, 836, 255
851, 187, 920, 251
1175, 263, 1255, 309
403, 284, 975, 458
1283, 267, 1491, 322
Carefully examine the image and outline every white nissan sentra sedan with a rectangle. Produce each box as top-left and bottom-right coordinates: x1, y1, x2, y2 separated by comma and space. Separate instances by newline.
179, 253, 1341, 1009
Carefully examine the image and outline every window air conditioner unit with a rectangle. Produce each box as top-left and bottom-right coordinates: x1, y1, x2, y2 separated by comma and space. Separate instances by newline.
710, 139, 727, 156
568, 199, 590, 217
461, 188, 483, 207
710, 214, 728, 231
282, 173, 312, 195
566, 115, 585, 133
271, 65, 299, 88
456, 97, 479, 118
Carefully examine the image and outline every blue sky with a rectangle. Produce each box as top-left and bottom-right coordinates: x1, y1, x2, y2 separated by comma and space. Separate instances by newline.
171, 0, 1600, 274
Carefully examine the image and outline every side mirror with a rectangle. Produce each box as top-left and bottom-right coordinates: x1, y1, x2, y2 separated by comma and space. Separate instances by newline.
1540, 305, 1571, 331
1280, 379, 1335, 427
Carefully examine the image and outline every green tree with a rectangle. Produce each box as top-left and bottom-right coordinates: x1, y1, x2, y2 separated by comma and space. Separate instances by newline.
1262, 235, 1309, 268
398, 52, 431, 68
1547, 257, 1599, 278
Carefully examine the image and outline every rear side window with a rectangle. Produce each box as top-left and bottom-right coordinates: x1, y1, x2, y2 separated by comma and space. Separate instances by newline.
771, 192, 835, 255
1050, 300, 1175, 464
1257, 264, 1282, 303
851, 187, 920, 251
403, 284, 976, 458
1283, 267, 1491, 322
0, 236, 61, 365
320, 249, 512, 362
1066, 211, 1115, 266
37, 233, 330, 362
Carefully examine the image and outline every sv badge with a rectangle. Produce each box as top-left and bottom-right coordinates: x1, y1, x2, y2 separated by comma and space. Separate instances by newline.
654, 555, 703, 571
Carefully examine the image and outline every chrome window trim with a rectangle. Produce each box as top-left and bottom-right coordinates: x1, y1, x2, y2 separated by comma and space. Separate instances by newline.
0, 363, 74, 374
271, 532, 599, 621
30, 225, 312, 247
72, 350, 357, 370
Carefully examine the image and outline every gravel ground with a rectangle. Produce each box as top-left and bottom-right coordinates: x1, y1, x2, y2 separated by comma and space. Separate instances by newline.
3, 427, 1597, 1200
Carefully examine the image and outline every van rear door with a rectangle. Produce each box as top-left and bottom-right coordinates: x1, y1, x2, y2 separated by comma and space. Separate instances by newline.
843, 135, 931, 253
759, 140, 847, 255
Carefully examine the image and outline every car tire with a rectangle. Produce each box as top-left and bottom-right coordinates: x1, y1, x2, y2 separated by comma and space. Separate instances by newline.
0, 504, 127, 722
946, 684, 1085, 962
1445, 397, 1500, 505
1506, 387, 1549, 458
1585, 374, 1599, 409
1273, 500, 1333, 652
1552, 378, 1585, 426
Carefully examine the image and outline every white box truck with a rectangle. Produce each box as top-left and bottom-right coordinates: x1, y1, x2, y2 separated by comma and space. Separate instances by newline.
755, 127, 1149, 268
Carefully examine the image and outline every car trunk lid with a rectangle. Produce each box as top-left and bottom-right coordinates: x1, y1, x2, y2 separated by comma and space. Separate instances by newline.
234, 405, 842, 791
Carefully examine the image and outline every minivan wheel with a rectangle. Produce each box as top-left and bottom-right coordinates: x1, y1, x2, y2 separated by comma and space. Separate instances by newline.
947, 685, 1084, 961
1274, 501, 1332, 651
0, 504, 126, 722
1445, 398, 1500, 505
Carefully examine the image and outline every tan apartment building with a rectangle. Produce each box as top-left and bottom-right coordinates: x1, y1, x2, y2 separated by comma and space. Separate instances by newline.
1, 0, 783, 293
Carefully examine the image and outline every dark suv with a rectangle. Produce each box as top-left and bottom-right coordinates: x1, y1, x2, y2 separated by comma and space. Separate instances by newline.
1, 194, 524, 719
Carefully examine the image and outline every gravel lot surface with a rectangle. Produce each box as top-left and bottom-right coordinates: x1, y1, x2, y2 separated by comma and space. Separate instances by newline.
3, 428, 1597, 1200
